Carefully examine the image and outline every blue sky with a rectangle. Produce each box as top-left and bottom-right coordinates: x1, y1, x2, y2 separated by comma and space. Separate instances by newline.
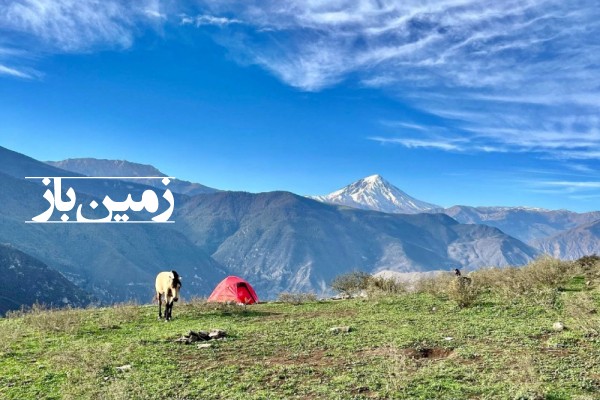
1, 0, 599, 212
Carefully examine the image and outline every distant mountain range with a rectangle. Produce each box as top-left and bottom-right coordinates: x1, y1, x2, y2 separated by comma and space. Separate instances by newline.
536, 220, 600, 260
312, 175, 600, 251
0, 244, 92, 315
174, 191, 536, 296
311, 174, 440, 214
442, 206, 600, 245
0, 146, 549, 304
47, 158, 219, 196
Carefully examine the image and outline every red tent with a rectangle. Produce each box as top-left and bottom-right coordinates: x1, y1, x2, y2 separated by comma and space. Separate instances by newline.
207, 276, 259, 305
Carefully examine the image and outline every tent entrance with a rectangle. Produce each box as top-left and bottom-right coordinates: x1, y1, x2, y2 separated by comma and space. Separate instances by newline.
236, 283, 256, 304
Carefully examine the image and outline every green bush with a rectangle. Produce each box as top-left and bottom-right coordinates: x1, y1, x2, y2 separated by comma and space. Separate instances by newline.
367, 276, 407, 297
521, 256, 574, 289
473, 266, 529, 298
472, 257, 576, 302
447, 276, 480, 308
331, 271, 371, 297
414, 273, 453, 299
574, 254, 600, 286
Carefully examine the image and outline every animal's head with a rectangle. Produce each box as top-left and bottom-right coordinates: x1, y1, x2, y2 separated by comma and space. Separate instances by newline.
170, 270, 182, 302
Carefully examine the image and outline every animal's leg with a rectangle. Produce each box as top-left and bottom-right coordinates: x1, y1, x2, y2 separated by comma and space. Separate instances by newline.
158, 293, 163, 319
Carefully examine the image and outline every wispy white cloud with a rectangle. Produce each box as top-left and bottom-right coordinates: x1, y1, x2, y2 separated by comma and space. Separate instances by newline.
569, 194, 600, 200
0, 0, 164, 78
181, 14, 242, 27
378, 120, 430, 131
0, 0, 159, 52
528, 180, 600, 199
190, 0, 585, 91
567, 164, 595, 174
189, 0, 600, 161
369, 136, 465, 151
144, 9, 166, 20
543, 181, 600, 190
0, 63, 35, 79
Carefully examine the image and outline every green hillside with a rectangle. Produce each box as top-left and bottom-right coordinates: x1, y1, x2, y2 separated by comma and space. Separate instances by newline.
2, 262, 600, 399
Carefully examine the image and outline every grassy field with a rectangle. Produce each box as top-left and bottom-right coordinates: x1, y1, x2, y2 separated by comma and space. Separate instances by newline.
1, 273, 600, 399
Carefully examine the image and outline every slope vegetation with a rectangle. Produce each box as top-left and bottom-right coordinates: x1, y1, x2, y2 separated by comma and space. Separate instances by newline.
0, 244, 92, 315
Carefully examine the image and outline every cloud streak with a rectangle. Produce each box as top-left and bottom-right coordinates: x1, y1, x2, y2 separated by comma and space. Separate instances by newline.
189, 0, 600, 161
527, 179, 600, 200
0, 63, 34, 79
180, 14, 242, 27
0, 0, 158, 51
369, 136, 464, 151
0, 0, 164, 79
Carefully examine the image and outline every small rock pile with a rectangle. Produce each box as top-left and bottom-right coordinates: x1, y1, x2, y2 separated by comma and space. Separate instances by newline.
175, 329, 227, 345
329, 326, 352, 334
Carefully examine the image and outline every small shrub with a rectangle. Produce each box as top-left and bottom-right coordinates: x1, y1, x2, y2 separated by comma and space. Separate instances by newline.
367, 276, 407, 297
331, 271, 371, 297
472, 257, 576, 303
575, 254, 600, 268
447, 277, 481, 308
414, 273, 453, 299
575, 254, 600, 286
473, 266, 529, 299
277, 292, 318, 305
520, 256, 574, 289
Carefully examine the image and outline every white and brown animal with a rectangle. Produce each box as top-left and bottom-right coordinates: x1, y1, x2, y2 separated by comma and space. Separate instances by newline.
155, 270, 182, 321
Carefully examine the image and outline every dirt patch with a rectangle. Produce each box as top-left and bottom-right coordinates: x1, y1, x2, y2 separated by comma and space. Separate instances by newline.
262, 349, 338, 368
178, 346, 343, 373
402, 347, 454, 359
360, 346, 454, 360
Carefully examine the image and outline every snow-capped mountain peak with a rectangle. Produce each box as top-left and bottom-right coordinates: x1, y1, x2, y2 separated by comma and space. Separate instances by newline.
362, 174, 384, 184
312, 175, 440, 214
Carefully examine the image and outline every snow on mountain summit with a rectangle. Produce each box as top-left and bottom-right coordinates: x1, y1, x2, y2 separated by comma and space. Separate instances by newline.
311, 175, 440, 214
